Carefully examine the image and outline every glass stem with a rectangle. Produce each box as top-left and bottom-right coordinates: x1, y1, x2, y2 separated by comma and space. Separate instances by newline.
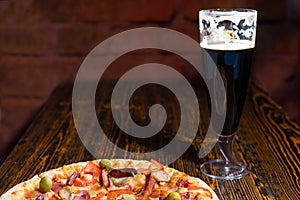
218, 133, 242, 166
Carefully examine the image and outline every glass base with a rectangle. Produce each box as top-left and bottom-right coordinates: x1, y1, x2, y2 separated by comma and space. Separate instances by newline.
200, 159, 249, 180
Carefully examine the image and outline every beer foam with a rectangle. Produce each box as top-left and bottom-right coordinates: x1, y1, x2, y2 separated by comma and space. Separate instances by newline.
200, 40, 254, 50
199, 9, 257, 50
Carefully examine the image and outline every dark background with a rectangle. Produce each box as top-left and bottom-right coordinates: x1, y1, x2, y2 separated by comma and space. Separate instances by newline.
0, 0, 299, 163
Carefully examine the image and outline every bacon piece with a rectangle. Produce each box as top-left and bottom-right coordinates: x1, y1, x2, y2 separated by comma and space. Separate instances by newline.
141, 176, 156, 200
101, 168, 110, 187
137, 168, 151, 176
150, 160, 164, 170
145, 176, 156, 194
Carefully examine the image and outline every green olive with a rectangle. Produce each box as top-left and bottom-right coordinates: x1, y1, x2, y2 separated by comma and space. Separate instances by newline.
39, 176, 52, 193
167, 191, 181, 200
100, 159, 112, 170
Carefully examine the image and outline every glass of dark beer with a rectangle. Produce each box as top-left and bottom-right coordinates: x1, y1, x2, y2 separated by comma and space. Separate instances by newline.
199, 9, 257, 179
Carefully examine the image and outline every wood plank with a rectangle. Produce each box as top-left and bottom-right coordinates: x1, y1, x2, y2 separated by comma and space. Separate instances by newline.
238, 83, 300, 199
0, 82, 299, 200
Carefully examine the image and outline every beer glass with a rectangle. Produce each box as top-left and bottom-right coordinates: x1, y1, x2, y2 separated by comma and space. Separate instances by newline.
199, 9, 257, 179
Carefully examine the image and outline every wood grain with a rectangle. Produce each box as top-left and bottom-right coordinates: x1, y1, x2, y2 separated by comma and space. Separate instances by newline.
0, 81, 299, 200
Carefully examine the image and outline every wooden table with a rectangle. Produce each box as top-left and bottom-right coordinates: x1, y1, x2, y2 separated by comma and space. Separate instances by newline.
0, 81, 299, 199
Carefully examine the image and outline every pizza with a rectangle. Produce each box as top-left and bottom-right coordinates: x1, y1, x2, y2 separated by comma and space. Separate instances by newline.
0, 159, 218, 200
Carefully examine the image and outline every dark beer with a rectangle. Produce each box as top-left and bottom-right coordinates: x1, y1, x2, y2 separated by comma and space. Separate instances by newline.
203, 43, 253, 135
199, 9, 257, 179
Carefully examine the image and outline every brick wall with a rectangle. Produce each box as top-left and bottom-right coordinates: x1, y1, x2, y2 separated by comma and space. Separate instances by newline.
0, 0, 299, 163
